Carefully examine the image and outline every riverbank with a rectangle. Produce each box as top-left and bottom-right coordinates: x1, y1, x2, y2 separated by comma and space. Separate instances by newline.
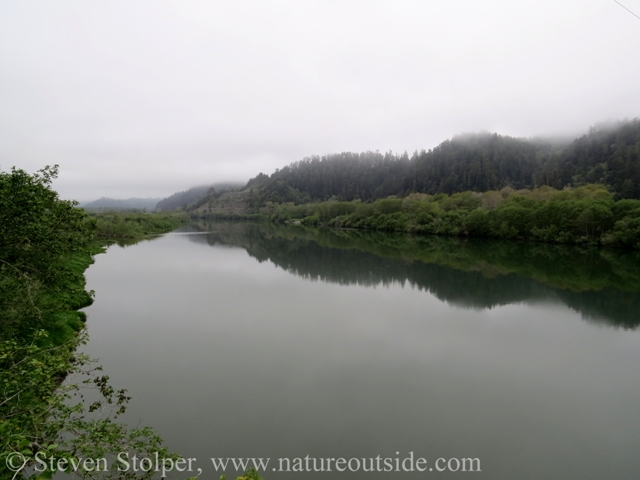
195, 185, 640, 250
0, 172, 188, 478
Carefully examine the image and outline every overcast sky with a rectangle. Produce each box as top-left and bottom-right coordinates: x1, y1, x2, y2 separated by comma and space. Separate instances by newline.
1, 0, 639, 201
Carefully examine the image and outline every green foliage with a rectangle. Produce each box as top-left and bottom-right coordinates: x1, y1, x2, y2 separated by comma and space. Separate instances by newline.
0, 166, 97, 340
0, 165, 96, 281
260, 185, 640, 249
0, 332, 179, 480
0, 166, 182, 479
92, 212, 189, 239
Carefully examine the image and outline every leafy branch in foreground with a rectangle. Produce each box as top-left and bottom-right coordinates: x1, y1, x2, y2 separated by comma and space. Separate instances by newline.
0, 331, 179, 480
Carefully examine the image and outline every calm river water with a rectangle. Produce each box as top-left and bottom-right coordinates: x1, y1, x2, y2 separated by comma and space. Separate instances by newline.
82, 222, 640, 479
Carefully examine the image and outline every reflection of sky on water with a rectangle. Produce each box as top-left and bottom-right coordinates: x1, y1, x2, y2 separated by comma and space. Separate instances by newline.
82, 226, 640, 479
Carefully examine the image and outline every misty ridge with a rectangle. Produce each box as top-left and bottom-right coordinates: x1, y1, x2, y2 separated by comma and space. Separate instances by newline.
82, 183, 243, 211
165, 118, 639, 213
86, 118, 640, 221
155, 182, 244, 211
243, 118, 639, 204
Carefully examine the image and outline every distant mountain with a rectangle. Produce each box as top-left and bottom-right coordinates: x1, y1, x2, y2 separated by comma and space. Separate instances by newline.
82, 197, 162, 211
156, 182, 244, 211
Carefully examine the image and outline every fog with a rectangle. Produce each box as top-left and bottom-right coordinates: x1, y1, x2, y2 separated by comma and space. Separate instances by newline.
1, 0, 639, 201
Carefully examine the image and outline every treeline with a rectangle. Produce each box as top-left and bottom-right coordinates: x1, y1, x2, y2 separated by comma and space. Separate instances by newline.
261, 185, 640, 249
243, 119, 640, 207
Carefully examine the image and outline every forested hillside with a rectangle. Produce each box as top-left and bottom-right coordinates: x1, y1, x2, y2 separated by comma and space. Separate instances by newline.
156, 185, 211, 211
156, 182, 243, 211
536, 119, 640, 197
82, 196, 162, 211
239, 119, 639, 208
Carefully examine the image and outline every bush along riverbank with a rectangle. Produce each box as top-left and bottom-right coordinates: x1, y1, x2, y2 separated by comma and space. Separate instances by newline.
0, 166, 186, 479
259, 185, 640, 250
92, 211, 190, 240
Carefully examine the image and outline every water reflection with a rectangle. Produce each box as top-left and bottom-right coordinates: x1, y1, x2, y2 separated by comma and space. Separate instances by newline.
184, 222, 640, 329
82, 221, 640, 480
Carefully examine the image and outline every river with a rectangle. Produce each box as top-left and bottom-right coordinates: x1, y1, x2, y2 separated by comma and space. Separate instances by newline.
82, 222, 640, 479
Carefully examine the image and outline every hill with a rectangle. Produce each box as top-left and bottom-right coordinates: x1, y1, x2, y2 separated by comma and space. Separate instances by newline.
536, 119, 640, 198
156, 182, 244, 211
81, 197, 162, 211
187, 118, 640, 214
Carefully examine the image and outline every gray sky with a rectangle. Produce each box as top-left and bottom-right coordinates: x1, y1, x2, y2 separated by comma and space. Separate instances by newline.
1, 0, 639, 201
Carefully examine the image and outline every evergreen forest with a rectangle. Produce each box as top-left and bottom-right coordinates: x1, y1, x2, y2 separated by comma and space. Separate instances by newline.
185, 120, 640, 250
243, 119, 640, 207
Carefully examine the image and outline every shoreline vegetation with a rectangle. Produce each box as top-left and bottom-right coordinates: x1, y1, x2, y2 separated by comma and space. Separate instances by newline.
0, 167, 190, 479
189, 185, 640, 250
92, 211, 190, 241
